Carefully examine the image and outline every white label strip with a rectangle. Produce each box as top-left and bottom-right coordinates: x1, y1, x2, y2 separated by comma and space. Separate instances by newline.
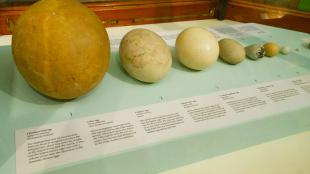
212, 23, 269, 38
302, 38, 310, 43
109, 30, 183, 51
109, 29, 224, 51
0, 35, 12, 46
109, 23, 268, 52
16, 75, 310, 174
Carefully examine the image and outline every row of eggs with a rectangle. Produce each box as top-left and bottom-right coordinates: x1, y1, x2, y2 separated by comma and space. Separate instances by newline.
119, 27, 288, 83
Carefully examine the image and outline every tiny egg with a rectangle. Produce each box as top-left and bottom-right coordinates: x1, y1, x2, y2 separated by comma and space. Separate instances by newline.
280, 46, 290, 55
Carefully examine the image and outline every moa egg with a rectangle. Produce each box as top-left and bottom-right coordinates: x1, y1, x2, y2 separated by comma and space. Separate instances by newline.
119, 28, 172, 83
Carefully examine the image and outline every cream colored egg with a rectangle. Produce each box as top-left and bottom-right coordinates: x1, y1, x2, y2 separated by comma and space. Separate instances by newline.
119, 28, 172, 83
176, 27, 219, 70
219, 38, 245, 65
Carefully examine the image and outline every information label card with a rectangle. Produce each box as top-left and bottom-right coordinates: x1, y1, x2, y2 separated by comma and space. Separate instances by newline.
16, 75, 310, 174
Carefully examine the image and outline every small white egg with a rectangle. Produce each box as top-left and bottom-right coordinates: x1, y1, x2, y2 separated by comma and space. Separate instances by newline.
280, 46, 290, 55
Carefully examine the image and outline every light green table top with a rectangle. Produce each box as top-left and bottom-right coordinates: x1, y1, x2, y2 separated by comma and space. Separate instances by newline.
161, 131, 310, 174
0, 19, 310, 174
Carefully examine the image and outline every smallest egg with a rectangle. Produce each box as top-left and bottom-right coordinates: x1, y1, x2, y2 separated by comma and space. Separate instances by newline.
280, 46, 290, 55
264, 42, 279, 57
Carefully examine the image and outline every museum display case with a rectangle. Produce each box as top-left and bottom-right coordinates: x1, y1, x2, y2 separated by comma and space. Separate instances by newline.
0, 0, 309, 174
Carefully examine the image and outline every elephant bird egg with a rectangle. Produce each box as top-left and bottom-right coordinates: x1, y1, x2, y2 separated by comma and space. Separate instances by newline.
11, 0, 110, 99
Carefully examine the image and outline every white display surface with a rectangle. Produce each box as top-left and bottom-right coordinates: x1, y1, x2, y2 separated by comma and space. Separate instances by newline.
160, 131, 310, 174
16, 75, 310, 174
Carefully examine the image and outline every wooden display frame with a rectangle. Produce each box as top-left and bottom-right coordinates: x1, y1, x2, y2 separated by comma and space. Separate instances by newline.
0, 0, 218, 35
0, 0, 309, 35
225, 0, 310, 33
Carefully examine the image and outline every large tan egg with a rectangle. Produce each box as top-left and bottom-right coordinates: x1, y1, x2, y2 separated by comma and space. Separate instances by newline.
176, 27, 219, 70
119, 29, 172, 83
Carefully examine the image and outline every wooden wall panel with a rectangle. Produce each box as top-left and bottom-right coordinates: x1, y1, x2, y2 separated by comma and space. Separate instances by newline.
1, 0, 309, 35
0, 0, 217, 35
225, 0, 310, 33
